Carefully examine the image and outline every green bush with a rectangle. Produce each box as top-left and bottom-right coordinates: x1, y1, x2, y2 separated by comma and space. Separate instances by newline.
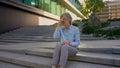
82, 21, 120, 39
94, 29, 120, 39
82, 25, 94, 34
82, 25, 100, 34
81, 19, 88, 23
50, 23, 57, 28
108, 18, 120, 21
101, 21, 110, 27
83, 22, 88, 26
94, 29, 104, 37
105, 29, 114, 36
72, 22, 79, 27
92, 26, 101, 31
113, 29, 120, 35
112, 29, 120, 39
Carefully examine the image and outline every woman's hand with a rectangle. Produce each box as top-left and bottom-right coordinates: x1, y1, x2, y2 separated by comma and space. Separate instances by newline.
63, 40, 70, 45
57, 20, 62, 27
57, 20, 64, 28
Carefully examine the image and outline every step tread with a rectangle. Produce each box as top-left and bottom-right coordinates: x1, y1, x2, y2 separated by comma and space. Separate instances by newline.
0, 51, 119, 68
20, 48, 120, 66
29, 48, 120, 59
77, 51, 120, 59
1, 47, 120, 60
0, 51, 51, 68
1, 48, 120, 66
0, 62, 29, 68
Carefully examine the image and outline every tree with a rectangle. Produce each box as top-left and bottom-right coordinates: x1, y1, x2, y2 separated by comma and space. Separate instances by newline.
80, 0, 106, 26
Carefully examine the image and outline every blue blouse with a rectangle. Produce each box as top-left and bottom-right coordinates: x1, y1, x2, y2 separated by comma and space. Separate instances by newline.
53, 25, 80, 48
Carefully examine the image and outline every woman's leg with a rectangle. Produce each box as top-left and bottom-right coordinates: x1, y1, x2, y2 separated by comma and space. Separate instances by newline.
59, 45, 78, 68
52, 44, 63, 68
68, 46, 78, 56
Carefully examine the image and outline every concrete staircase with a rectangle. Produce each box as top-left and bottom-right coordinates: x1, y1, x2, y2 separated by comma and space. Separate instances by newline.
0, 26, 105, 41
80, 34, 106, 40
0, 42, 120, 68
0, 26, 120, 68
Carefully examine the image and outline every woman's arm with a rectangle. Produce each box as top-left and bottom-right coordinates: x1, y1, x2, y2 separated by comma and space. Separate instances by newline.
53, 27, 61, 39
70, 28, 80, 47
53, 20, 63, 39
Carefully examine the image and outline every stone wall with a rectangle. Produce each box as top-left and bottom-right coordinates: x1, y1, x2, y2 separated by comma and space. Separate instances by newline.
0, 3, 39, 34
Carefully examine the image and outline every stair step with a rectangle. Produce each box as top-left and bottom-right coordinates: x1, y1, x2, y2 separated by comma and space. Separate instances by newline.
0, 26, 55, 37
0, 36, 55, 42
0, 39, 38, 43
0, 51, 51, 68
80, 34, 106, 40
0, 35, 105, 40
79, 40, 120, 54
79, 48, 120, 54
0, 51, 119, 68
0, 38, 59, 43
0, 62, 29, 68
80, 37, 106, 40
1, 48, 120, 66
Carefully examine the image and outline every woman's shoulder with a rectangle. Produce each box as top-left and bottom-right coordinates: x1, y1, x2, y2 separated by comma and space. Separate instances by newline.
71, 25, 79, 30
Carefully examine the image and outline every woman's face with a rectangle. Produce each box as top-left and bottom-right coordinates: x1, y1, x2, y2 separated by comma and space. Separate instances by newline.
60, 16, 70, 28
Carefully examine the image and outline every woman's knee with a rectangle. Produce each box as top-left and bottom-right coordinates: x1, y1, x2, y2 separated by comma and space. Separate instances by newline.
55, 44, 63, 49
61, 45, 69, 50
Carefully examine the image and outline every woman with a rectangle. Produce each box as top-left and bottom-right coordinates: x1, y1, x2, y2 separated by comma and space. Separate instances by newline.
52, 12, 80, 68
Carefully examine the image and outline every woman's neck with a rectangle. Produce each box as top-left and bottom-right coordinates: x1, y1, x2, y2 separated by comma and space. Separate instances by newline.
65, 25, 70, 29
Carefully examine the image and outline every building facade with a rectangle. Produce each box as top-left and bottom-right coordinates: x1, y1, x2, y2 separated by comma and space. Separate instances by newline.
97, 0, 120, 20
0, 0, 85, 34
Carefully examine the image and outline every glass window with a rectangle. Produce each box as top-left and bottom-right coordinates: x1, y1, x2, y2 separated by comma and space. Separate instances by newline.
16, 0, 66, 16
24, 0, 32, 6
43, 0, 51, 12
69, 0, 81, 11
61, 5, 65, 14
17, 0, 24, 3
23, 0, 38, 7
56, 0, 61, 16
51, 0, 56, 15
37, 0, 43, 9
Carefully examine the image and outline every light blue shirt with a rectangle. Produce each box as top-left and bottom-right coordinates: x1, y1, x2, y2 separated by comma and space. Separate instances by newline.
53, 25, 80, 48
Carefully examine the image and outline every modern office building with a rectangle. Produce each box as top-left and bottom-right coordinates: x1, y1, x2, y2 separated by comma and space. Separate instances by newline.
97, 0, 120, 20
0, 0, 85, 34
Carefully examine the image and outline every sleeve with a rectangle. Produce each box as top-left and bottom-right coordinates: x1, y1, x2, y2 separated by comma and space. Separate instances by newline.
53, 27, 61, 39
70, 28, 80, 47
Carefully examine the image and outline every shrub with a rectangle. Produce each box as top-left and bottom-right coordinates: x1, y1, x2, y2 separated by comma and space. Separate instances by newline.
113, 29, 120, 35
82, 25, 93, 34
83, 22, 88, 26
81, 19, 88, 23
108, 18, 120, 21
82, 25, 100, 34
50, 23, 57, 28
101, 21, 110, 27
112, 29, 120, 39
82, 21, 120, 39
94, 29, 104, 37
72, 22, 79, 27
100, 29, 120, 39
